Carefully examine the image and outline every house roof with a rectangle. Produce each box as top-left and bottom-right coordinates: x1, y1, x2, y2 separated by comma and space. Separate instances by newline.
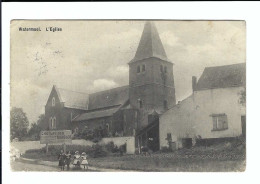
195, 63, 246, 91
129, 22, 169, 63
55, 86, 89, 110
88, 85, 129, 110
72, 106, 119, 122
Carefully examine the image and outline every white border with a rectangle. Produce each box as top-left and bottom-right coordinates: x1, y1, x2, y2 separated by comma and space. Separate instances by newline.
2, 2, 260, 184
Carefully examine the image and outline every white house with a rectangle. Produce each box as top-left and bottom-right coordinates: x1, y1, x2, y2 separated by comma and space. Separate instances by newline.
159, 63, 246, 149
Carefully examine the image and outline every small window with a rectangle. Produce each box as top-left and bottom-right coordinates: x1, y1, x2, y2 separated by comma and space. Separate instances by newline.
164, 100, 168, 110
160, 65, 163, 73
52, 97, 55, 106
142, 65, 146, 72
211, 114, 228, 131
137, 66, 141, 73
164, 66, 167, 73
138, 99, 143, 108
53, 117, 56, 129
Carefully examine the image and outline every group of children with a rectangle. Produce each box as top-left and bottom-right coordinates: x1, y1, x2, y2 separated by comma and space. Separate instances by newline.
58, 150, 89, 171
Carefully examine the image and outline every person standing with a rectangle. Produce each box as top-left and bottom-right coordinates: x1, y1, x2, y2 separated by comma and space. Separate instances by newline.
58, 150, 66, 171
81, 152, 89, 170
65, 151, 71, 171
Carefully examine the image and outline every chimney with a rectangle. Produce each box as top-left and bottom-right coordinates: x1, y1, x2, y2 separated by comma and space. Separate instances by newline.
192, 76, 197, 92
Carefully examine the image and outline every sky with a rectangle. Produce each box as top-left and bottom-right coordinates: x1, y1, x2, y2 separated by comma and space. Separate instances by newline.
10, 20, 246, 124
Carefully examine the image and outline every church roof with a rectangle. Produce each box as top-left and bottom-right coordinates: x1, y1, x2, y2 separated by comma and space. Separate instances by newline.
130, 22, 169, 63
195, 63, 246, 91
55, 86, 89, 110
72, 106, 119, 122
88, 85, 129, 110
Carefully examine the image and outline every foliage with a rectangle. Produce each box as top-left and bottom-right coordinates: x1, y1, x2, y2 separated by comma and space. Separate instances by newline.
23, 141, 123, 160
160, 146, 172, 153
239, 87, 246, 106
105, 141, 120, 153
91, 144, 108, 158
74, 125, 109, 142
10, 107, 29, 141
26, 114, 46, 141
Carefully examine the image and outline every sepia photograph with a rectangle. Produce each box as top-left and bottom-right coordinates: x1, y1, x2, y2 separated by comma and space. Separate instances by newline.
10, 20, 246, 172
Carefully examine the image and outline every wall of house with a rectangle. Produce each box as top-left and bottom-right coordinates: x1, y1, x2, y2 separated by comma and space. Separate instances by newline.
159, 86, 246, 149
45, 88, 64, 130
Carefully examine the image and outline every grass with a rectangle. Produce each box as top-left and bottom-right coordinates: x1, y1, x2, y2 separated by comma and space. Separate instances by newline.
22, 137, 246, 172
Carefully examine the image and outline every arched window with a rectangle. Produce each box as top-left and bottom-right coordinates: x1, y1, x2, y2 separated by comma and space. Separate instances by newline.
53, 117, 56, 129
138, 99, 143, 108
142, 65, 146, 72
137, 66, 141, 73
52, 97, 55, 106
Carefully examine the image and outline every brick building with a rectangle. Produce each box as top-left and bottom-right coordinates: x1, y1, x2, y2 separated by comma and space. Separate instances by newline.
44, 21, 176, 151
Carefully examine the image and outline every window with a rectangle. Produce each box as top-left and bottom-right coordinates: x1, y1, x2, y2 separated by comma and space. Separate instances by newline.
164, 100, 168, 110
137, 66, 140, 73
53, 117, 56, 129
49, 117, 56, 129
164, 66, 167, 73
211, 114, 228, 131
138, 99, 143, 108
160, 65, 163, 73
142, 65, 146, 72
52, 97, 55, 106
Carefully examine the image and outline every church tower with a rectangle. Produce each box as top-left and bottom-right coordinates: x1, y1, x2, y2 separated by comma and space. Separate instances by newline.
129, 22, 176, 128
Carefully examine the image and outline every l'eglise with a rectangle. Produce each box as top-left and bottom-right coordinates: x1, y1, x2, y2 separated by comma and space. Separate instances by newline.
46, 27, 62, 32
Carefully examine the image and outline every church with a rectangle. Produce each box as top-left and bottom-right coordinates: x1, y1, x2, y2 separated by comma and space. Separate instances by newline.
44, 22, 176, 152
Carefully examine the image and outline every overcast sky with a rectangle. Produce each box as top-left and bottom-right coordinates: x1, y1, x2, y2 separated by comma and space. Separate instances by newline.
10, 20, 246, 124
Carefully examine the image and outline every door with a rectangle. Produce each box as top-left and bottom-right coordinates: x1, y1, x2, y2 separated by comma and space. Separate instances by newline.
241, 116, 246, 137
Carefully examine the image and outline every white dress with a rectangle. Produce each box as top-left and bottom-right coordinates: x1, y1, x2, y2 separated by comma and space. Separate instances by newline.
73, 154, 80, 165
81, 155, 88, 165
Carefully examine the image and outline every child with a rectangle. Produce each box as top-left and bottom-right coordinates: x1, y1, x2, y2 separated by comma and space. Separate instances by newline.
58, 150, 66, 171
81, 152, 89, 170
73, 151, 81, 168
65, 151, 71, 170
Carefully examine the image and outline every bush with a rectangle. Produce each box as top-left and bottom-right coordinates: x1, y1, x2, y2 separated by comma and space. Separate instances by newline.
91, 144, 108, 158
161, 146, 172, 153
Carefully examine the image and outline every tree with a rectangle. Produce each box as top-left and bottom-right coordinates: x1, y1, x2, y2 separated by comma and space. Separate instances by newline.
10, 107, 29, 141
239, 87, 246, 106
27, 114, 46, 140
36, 114, 46, 130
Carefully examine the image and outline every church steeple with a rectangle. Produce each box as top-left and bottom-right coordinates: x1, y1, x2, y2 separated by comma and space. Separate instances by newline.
130, 21, 169, 63
128, 21, 176, 128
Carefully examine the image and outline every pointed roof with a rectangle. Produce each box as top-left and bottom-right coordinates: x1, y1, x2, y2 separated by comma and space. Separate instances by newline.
130, 21, 169, 63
